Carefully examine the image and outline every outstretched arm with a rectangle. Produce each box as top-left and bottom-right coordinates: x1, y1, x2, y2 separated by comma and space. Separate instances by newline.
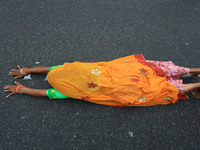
22, 66, 50, 74
4, 82, 47, 98
10, 65, 50, 78
19, 87, 47, 97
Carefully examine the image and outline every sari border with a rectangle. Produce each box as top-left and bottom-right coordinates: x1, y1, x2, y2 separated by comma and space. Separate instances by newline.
134, 54, 165, 76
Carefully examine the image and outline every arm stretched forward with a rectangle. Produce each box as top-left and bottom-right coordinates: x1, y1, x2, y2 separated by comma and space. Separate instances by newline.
4, 82, 47, 98
9, 65, 50, 79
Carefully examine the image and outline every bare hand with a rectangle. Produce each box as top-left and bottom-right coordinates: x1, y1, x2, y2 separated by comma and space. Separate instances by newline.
9, 65, 24, 79
4, 82, 23, 98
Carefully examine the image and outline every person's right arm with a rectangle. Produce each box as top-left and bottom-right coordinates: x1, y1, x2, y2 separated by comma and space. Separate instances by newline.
9, 65, 50, 78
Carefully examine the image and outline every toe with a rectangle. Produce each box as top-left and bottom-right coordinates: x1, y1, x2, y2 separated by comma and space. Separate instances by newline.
192, 92, 196, 97
192, 93, 199, 99
193, 93, 200, 99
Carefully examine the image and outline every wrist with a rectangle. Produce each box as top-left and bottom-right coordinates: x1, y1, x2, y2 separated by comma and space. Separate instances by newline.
20, 68, 28, 75
16, 85, 26, 94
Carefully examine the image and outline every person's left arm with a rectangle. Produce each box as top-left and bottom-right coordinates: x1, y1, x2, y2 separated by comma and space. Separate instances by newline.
4, 82, 47, 98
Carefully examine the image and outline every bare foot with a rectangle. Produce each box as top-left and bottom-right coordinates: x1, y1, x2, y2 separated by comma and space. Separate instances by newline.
190, 73, 200, 77
192, 88, 200, 99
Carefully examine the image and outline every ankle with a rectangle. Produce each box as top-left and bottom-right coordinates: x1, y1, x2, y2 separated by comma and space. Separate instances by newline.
190, 68, 200, 74
197, 83, 200, 88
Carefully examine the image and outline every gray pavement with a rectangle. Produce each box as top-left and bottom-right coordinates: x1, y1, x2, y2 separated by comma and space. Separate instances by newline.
1, 0, 200, 149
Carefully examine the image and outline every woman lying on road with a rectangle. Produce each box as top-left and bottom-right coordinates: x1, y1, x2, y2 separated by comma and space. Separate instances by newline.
4, 54, 200, 107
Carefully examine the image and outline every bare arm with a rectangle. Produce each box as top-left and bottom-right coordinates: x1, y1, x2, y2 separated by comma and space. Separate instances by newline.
10, 65, 50, 78
4, 82, 47, 98
23, 66, 50, 74
20, 87, 47, 97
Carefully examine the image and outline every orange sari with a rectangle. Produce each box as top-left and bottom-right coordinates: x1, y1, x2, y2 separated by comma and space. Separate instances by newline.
47, 54, 179, 107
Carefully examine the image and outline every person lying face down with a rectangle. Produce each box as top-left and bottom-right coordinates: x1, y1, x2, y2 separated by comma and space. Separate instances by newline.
4, 54, 200, 107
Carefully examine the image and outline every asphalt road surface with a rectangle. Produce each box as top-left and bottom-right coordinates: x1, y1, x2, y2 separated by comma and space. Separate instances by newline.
1, 0, 200, 149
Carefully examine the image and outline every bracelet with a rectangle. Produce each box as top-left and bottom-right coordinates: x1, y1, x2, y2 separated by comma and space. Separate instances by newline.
16, 85, 25, 94
20, 68, 28, 75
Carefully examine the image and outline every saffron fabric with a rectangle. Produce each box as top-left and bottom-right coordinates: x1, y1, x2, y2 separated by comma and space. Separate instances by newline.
47, 54, 186, 106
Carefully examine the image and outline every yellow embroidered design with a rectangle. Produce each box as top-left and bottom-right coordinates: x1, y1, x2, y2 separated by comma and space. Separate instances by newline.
139, 97, 146, 102
92, 69, 101, 75
164, 97, 171, 100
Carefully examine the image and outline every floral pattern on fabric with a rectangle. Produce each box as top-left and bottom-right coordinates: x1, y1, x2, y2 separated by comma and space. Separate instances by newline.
146, 61, 190, 78
130, 78, 139, 83
140, 68, 148, 77
124, 60, 129, 63
92, 69, 101, 75
146, 60, 190, 91
135, 55, 165, 76
81, 96, 90, 100
139, 97, 146, 102
164, 97, 171, 100
88, 82, 98, 88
